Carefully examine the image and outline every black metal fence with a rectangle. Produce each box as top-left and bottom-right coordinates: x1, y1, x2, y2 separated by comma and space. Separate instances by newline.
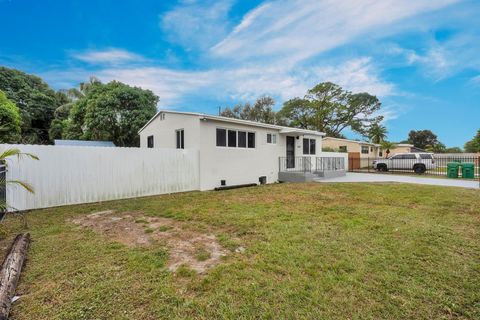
0, 163, 6, 214
347, 155, 480, 180
279, 156, 346, 173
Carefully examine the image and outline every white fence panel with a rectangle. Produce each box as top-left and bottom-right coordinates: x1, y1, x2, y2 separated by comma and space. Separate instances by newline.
1, 144, 200, 211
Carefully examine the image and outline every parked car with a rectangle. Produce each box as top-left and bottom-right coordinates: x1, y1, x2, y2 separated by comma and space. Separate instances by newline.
373, 153, 436, 174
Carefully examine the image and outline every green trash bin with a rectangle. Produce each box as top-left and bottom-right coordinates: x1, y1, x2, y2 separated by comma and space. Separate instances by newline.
447, 162, 460, 178
461, 163, 475, 179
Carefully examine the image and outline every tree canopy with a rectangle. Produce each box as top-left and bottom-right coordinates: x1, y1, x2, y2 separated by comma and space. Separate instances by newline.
464, 130, 480, 153
277, 82, 383, 137
406, 130, 441, 150
0, 66, 64, 144
220, 96, 276, 124
63, 81, 158, 147
0, 90, 21, 143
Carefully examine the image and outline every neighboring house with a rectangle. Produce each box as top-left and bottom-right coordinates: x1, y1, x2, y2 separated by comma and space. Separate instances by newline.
390, 144, 425, 155
322, 137, 382, 157
322, 137, 381, 168
138, 110, 341, 190
54, 140, 116, 147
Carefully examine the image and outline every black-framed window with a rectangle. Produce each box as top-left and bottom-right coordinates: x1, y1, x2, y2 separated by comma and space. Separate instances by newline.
176, 129, 184, 149
147, 135, 154, 148
216, 128, 226, 147
217, 128, 255, 148
228, 130, 237, 147
248, 132, 255, 148
361, 146, 369, 154
339, 146, 347, 152
303, 138, 316, 155
238, 131, 247, 148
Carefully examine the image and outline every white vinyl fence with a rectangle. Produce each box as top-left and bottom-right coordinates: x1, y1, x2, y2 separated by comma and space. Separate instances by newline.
1, 144, 200, 211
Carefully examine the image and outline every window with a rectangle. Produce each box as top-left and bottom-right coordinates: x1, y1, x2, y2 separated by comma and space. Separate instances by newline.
339, 146, 347, 152
420, 154, 432, 159
147, 135, 154, 148
303, 138, 316, 155
216, 128, 226, 147
267, 133, 277, 144
310, 139, 316, 154
361, 146, 369, 154
392, 154, 416, 160
217, 128, 255, 148
248, 132, 255, 148
176, 129, 184, 149
379, 151, 383, 157
370, 147, 374, 152
238, 131, 246, 148
228, 130, 237, 147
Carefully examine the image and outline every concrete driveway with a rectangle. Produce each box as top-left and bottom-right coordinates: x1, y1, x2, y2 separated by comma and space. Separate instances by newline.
317, 172, 480, 189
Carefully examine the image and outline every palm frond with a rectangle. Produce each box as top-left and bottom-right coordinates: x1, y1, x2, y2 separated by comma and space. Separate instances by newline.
0, 148, 39, 162
7, 180, 34, 193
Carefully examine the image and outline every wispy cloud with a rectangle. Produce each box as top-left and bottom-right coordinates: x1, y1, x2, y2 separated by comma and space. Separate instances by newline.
47, 0, 465, 109
43, 56, 393, 108
160, 0, 234, 50
471, 75, 480, 86
72, 48, 144, 65
211, 0, 458, 64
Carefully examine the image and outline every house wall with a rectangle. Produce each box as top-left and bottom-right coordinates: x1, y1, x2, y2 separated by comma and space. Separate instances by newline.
139, 112, 201, 149
197, 119, 323, 190
390, 146, 412, 155
322, 139, 379, 157
1, 144, 200, 211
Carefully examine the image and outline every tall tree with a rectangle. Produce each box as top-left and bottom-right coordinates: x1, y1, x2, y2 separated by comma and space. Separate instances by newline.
63, 81, 158, 147
464, 130, 480, 153
426, 142, 446, 153
277, 82, 383, 136
0, 66, 62, 144
220, 96, 276, 124
49, 77, 101, 140
444, 147, 463, 153
0, 90, 21, 143
368, 123, 387, 144
406, 130, 439, 150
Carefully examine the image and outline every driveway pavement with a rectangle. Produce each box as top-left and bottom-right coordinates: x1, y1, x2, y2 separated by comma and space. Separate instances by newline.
317, 172, 480, 189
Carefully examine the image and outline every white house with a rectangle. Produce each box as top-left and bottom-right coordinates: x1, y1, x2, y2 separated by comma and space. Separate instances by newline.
139, 110, 345, 190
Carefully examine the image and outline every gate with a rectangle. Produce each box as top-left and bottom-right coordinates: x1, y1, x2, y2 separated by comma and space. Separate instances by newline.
348, 152, 361, 170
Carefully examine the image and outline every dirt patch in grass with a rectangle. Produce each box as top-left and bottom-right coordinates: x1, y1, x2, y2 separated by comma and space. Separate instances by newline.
70, 210, 229, 273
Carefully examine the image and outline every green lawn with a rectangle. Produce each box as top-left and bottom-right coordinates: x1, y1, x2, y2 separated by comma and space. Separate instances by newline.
2, 183, 480, 319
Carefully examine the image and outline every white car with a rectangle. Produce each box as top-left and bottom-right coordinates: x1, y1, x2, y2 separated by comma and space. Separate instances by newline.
373, 153, 436, 174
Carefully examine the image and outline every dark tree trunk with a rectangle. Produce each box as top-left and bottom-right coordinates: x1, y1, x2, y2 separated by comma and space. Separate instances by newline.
0, 233, 30, 320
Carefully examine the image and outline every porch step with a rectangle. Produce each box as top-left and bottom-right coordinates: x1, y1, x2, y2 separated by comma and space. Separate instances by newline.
279, 170, 346, 183
313, 170, 346, 179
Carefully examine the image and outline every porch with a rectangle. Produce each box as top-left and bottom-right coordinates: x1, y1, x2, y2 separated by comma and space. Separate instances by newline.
278, 156, 347, 182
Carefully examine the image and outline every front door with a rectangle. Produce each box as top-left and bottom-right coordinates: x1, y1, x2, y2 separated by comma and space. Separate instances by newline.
286, 136, 295, 168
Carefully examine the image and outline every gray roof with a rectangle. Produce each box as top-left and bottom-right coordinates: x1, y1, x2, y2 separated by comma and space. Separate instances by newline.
54, 140, 116, 147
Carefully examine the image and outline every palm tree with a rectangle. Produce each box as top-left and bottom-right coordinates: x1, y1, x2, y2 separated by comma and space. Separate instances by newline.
380, 141, 397, 158
54, 76, 101, 120
0, 148, 39, 215
368, 123, 388, 144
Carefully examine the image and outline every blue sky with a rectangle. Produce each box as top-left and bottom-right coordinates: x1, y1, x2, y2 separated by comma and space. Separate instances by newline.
1, 0, 479, 147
